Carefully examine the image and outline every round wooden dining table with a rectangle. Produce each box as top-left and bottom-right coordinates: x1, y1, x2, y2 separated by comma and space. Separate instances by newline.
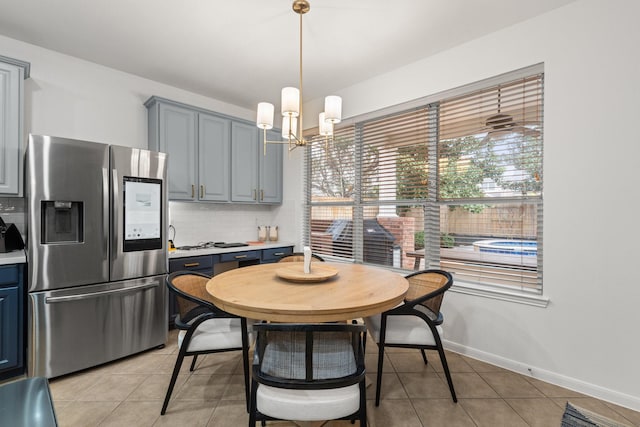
206, 262, 409, 322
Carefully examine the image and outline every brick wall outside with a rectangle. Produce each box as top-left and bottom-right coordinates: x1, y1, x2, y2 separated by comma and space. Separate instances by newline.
377, 216, 415, 270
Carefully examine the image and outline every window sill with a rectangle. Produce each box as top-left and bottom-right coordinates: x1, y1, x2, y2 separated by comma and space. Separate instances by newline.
450, 281, 549, 308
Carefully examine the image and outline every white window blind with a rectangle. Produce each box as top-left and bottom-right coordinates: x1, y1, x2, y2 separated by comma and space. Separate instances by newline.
435, 74, 543, 293
305, 65, 544, 294
307, 126, 357, 260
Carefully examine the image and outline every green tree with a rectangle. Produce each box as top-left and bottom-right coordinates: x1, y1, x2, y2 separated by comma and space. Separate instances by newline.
310, 136, 379, 199
438, 136, 503, 203
494, 135, 542, 195
396, 136, 504, 212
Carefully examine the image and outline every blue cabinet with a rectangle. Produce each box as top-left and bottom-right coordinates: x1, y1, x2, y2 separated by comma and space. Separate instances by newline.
169, 255, 218, 276
262, 246, 293, 263
0, 264, 24, 379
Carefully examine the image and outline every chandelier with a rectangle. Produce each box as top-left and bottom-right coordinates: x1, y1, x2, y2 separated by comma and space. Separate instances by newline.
255, 0, 342, 154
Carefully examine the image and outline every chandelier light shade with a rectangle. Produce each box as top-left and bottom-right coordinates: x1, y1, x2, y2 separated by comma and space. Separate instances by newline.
256, 102, 275, 130
318, 112, 333, 136
324, 95, 342, 124
281, 87, 300, 117
256, 0, 342, 154
282, 115, 298, 139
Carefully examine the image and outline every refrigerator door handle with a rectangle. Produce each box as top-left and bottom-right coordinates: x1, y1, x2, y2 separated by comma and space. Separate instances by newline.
111, 168, 120, 264
102, 167, 110, 264
45, 282, 159, 303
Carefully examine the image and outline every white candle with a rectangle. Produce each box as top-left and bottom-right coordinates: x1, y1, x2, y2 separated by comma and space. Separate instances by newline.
303, 246, 312, 274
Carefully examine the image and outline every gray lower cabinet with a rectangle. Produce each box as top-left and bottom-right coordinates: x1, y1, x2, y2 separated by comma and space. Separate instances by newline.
231, 127, 283, 204
0, 56, 30, 197
0, 264, 24, 379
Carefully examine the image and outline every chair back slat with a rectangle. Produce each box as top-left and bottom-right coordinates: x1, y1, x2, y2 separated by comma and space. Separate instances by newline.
171, 274, 211, 318
253, 323, 365, 388
260, 330, 356, 381
405, 271, 451, 314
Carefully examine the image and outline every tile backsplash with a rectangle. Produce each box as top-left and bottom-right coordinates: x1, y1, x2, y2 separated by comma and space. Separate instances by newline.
168, 201, 299, 247
0, 197, 26, 237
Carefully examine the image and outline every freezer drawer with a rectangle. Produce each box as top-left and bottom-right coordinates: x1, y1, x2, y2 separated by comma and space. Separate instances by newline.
28, 275, 167, 378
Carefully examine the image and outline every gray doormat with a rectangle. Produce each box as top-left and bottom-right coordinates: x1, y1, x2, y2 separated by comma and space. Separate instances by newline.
561, 402, 632, 427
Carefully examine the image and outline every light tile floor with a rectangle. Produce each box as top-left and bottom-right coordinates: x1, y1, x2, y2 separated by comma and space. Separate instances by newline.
47, 329, 640, 427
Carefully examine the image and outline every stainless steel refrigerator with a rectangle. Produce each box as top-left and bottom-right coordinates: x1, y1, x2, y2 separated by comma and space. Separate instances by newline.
26, 134, 168, 378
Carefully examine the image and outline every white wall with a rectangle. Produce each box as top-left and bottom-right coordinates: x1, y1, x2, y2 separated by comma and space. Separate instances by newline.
314, 0, 639, 410
0, 34, 301, 247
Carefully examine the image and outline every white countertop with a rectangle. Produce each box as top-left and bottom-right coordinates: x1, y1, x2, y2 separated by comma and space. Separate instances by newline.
0, 250, 26, 265
168, 242, 295, 259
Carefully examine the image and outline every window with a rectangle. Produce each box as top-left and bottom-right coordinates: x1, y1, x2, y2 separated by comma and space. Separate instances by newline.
305, 65, 544, 296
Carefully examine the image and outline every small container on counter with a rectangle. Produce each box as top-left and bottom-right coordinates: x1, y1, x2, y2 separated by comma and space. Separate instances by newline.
258, 225, 269, 242
269, 226, 278, 242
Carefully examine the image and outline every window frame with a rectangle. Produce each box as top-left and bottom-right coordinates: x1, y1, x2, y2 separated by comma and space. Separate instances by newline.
304, 64, 548, 307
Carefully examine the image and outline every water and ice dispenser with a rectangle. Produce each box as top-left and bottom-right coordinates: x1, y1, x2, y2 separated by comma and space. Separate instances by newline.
41, 201, 84, 243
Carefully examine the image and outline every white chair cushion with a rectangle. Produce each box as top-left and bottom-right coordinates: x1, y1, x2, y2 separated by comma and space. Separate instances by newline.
178, 318, 245, 352
365, 313, 443, 346
256, 383, 361, 421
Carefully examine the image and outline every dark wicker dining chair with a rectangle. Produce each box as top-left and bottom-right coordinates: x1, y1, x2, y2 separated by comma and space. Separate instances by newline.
162, 271, 251, 415
277, 252, 325, 262
364, 269, 457, 406
248, 322, 367, 426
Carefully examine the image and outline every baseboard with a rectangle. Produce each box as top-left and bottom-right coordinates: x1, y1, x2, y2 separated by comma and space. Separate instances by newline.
443, 339, 640, 412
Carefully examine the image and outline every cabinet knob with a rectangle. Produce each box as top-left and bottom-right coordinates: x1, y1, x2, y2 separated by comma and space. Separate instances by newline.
184, 262, 200, 267
261, 189, 264, 201
200, 185, 204, 198
235, 255, 247, 259
191, 184, 195, 198
253, 189, 257, 200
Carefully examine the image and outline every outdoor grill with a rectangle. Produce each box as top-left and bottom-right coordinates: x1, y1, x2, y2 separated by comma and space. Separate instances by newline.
326, 219, 396, 266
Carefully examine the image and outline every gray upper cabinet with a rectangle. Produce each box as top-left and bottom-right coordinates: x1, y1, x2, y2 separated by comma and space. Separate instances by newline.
231, 126, 283, 204
260, 130, 283, 204
146, 97, 231, 202
230, 121, 259, 202
199, 114, 230, 201
0, 56, 30, 197
157, 102, 197, 200
146, 96, 282, 205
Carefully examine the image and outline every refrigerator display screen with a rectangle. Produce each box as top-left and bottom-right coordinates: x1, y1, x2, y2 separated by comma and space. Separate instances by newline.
123, 176, 163, 251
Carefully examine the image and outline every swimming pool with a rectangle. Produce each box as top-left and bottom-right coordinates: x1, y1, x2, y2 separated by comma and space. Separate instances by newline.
472, 239, 537, 256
